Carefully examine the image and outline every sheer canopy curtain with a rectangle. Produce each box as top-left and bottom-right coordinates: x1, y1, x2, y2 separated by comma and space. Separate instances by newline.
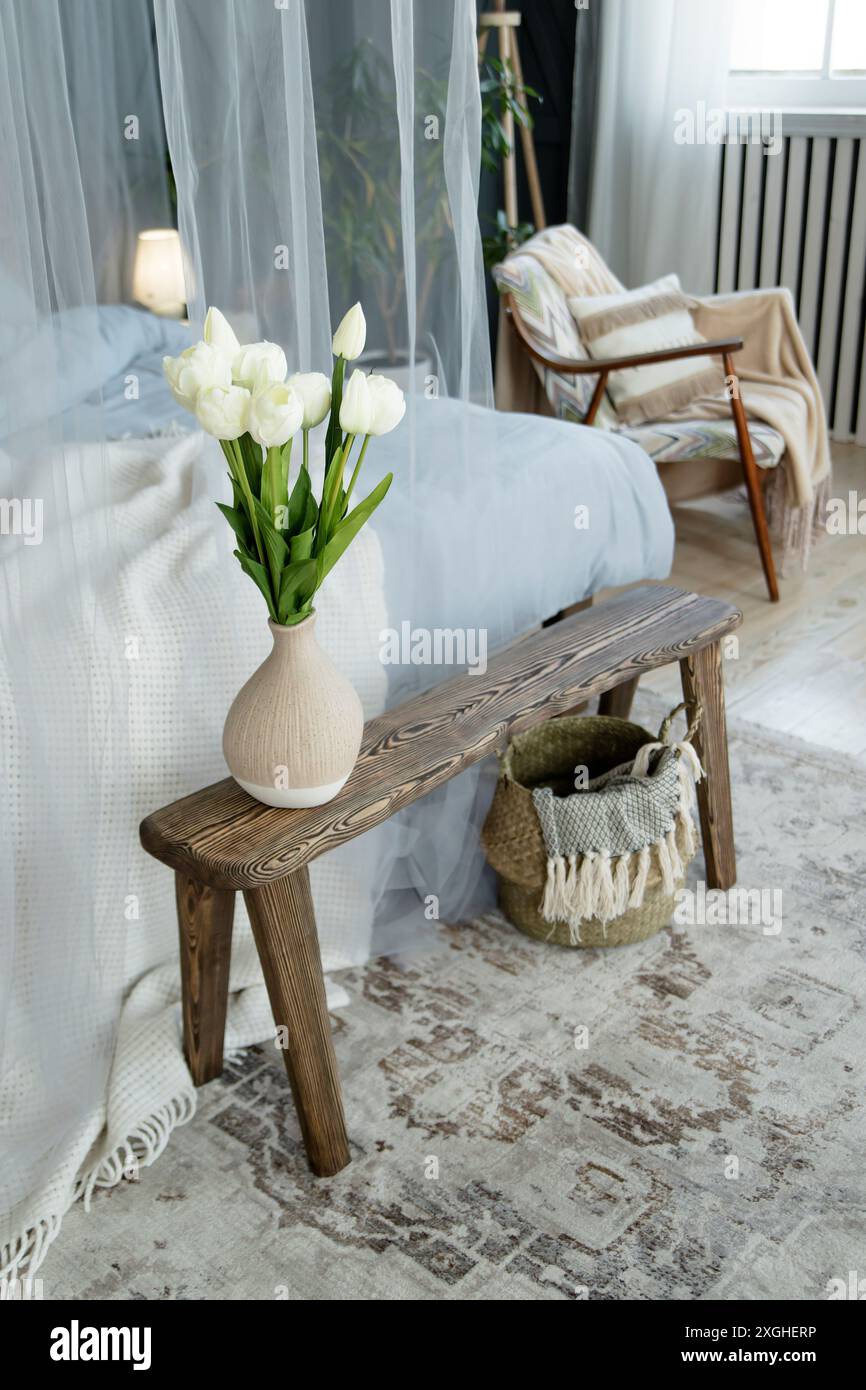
589, 0, 733, 294
3, 0, 531, 1278
0, 0, 150, 1276
155, 0, 520, 947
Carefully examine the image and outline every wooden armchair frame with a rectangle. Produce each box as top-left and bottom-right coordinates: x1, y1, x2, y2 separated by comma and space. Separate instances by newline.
503, 293, 780, 602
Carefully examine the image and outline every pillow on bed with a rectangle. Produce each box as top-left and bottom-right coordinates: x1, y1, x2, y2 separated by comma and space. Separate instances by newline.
566, 273, 723, 425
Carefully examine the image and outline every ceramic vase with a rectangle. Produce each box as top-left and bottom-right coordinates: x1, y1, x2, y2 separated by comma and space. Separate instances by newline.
223, 613, 364, 808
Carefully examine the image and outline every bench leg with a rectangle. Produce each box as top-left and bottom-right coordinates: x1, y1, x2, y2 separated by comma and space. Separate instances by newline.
175, 872, 235, 1086
680, 641, 736, 891
243, 869, 350, 1178
599, 676, 639, 720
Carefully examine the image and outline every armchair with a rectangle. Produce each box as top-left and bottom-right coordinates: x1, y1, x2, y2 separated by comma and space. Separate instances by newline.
503, 300, 778, 601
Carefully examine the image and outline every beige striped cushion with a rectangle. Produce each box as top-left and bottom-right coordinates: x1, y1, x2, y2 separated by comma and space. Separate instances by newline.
567, 274, 724, 425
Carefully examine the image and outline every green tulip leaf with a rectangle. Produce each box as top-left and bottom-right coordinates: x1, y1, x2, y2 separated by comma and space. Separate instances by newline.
277, 557, 318, 625
290, 524, 315, 563
216, 501, 254, 554
320, 472, 392, 583
324, 356, 346, 467
287, 462, 312, 536
252, 499, 290, 600
233, 549, 277, 622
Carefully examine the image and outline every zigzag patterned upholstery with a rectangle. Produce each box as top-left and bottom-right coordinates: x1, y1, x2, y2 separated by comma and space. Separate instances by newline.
621, 418, 785, 468
494, 243, 785, 469
493, 253, 599, 422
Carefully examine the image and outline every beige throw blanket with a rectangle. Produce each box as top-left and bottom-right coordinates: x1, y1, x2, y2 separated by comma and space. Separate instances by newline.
496, 225, 831, 570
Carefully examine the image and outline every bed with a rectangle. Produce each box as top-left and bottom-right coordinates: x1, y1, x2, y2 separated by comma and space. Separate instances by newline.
0, 306, 675, 1256
12, 305, 674, 987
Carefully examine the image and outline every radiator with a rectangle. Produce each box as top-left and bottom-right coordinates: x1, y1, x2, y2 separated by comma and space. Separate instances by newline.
714, 112, 866, 443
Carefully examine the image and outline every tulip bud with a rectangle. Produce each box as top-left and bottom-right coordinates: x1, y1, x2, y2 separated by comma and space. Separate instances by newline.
163, 342, 232, 412
339, 369, 375, 435
248, 382, 304, 448
233, 340, 287, 391
366, 374, 406, 436
195, 384, 251, 440
287, 371, 332, 429
203, 306, 241, 357
331, 302, 367, 360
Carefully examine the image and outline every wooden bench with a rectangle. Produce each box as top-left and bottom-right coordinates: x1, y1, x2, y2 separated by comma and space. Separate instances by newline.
140, 584, 741, 1178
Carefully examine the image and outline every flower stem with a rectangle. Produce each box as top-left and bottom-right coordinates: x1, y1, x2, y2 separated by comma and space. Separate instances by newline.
323, 432, 355, 540
342, 434, 370, 512
227, 436, 264, 568
266, 445, 282, 525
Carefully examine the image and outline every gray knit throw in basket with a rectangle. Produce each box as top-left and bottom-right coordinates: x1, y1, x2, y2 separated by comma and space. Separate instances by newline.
481, 705, 704, 947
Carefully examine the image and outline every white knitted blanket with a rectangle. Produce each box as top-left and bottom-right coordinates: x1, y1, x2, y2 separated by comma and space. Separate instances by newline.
0, 431, 388, 1279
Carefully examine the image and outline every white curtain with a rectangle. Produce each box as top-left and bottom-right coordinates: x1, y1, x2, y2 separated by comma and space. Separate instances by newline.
3, 0, 559, 1278
589, 0, 733, 294
0, 0, 141, 1274
152, 0, 534, 948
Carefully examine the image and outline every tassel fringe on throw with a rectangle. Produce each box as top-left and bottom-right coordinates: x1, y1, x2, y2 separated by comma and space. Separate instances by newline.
539, 709, 704, 946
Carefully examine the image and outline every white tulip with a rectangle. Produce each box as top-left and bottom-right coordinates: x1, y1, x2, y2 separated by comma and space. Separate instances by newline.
332, 302, 366, 360
195, 384, 251, 440
233, 340, 287, 391
287, 372, 332, 429
163, 342, 232, 412
248, 382, 304, 448
203, 306, 241, 356
366, 374, 406, 436
339, 369, 375, 435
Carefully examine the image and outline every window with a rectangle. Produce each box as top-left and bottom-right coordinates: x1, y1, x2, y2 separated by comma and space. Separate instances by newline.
728, 0, 866, 110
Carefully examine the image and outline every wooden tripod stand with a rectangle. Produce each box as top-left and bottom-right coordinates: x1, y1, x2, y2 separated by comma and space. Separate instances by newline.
478, 1, 547, 236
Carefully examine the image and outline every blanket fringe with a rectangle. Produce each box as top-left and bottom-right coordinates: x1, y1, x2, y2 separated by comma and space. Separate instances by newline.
764, 464, 831, 576
541, 805, 696, 932
0, 1090, 195, 1283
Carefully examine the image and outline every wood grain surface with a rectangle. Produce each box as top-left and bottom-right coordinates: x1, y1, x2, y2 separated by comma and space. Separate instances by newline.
141, 585, 741, 890
680, 641, 737, 890
243, 868, 350, 1177
175, 872, 235, 1085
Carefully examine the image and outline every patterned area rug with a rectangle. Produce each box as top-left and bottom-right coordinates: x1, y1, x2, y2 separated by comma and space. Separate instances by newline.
45, 710, 866, 1300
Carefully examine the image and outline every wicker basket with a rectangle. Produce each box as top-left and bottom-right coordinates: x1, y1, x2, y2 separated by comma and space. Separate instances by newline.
481, 714, 696, 949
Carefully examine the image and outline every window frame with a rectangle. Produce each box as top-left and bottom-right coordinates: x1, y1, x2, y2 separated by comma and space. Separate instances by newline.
728, 0, 866, 111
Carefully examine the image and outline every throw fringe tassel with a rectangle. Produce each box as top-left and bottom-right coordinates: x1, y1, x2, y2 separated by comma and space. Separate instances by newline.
596, 852, 616, 921
628, 844, 651, 909
613, 854, 631, 915
539, 807, 697, 929
764, 464, 831, 576
576, 851, 597, 921
665, 825, 683, 882
656, 832, 675, 894
0, 1091, 196, 1283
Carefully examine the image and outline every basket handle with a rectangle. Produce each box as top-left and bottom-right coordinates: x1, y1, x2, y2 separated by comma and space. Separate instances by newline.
657, 701, 702, 746
632, 702, 704, 781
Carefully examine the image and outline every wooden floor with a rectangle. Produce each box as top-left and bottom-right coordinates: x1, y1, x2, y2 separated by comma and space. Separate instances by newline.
599, 442, 866, 760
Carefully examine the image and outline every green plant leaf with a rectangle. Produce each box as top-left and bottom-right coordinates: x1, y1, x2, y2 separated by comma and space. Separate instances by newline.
317, 443, 347, 555
215, 501, 254, 554
279, 438, 293, 504
320, 472, 392, 584
253, 498, 289, 596
302, 490, 318, 532
262, 445, 285, 526
227, 472, 246, 515
324, 356, 346, 468
290, 525, 315, 564
277, 557, 318, 625
234, 549, 277, 622
238, 432, 263, 497
287, 462, 313, 536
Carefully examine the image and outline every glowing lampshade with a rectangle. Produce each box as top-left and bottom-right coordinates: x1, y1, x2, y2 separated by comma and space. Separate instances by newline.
132, 228, 187, 317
